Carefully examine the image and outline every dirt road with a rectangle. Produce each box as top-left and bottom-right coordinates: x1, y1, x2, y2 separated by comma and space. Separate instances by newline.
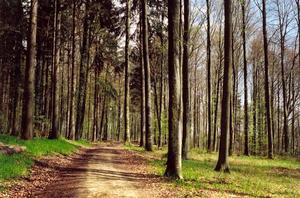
32, 144, 165, 198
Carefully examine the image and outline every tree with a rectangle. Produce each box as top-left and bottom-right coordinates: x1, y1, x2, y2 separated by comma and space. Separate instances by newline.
206, 0, 212, 152
139, 5, 145, 147
75, 0, 91, 140
275, 0, 291, 153
49, 0, 61, 139
68, 0, 76, 140
262, 0, 273, 159
124, 0, 131, 143
21, 0, 38, 140
142, 0, 153, 151
242, 0, 249, 156
182, 0, 190, 160
215, 0, 232, 172
164, 0, 183, 179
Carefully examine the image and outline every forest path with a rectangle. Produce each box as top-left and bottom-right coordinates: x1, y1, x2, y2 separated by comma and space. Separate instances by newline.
33, 143, 160, 198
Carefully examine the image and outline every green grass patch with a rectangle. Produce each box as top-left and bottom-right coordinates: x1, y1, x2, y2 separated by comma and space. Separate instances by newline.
0, 134, 90, 183
127, 145, 300, 197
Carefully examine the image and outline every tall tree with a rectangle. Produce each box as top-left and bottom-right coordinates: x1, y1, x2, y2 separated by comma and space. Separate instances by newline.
165, 0, 183, 179
139, 6, 145, 147
182, 0, 190, 159
206, 0, 212, 152
75, 0, 90, 140
142, 0, 153, 151
215, 0, 232, 172
242, 0, 249, 156
21, 0, 38, 140
262, 0, 273, 159
276, 0, 290, 153
68, 0, 76, 140
49, 0, 61, 139
124, 0, 131, 143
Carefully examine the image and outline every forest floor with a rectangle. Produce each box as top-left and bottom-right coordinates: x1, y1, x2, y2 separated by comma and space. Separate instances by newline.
125, 145, 300, 197
1, 139, 299, 197
1, 142, 176, 198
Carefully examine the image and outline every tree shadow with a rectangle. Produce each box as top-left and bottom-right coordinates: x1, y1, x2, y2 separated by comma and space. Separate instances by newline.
32, 145, 159, 197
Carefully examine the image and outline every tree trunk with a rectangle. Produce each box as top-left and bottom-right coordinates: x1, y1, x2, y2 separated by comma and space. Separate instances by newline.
124, 0, 131, 143
215, 0, 232, 173
75, 1, 90, 140
242, 0, 249, 156
68, 0, 76, 140
164, 0, 183, 179
182, 0, 190, 159
139, 8, 145, 147
252, 59, 257, 154
280, 30, 289, 153
206, 0, 212, 152
21, 0, 38, 140
262, 0, 273, 159
142, 0, 153, 151
49, 0, 61, 139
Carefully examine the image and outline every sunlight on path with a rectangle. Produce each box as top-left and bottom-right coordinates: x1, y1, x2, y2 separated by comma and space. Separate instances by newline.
33, 145, 154, 198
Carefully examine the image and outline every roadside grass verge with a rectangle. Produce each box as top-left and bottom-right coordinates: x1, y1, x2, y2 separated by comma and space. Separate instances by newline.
0, 134, 89, 182
126, 145, 300, 197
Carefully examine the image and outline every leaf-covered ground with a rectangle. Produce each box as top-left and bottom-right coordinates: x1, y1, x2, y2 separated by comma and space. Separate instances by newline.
125, 145, 300, 197
0, 135, 89, 192
1, 141, 176, 198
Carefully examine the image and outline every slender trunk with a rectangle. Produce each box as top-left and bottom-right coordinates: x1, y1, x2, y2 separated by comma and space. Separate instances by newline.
182, 0, 190, 159
213, 24, 222, 152
252, 59, 257, 154
21, 0, 38, 140
142, 0, 153, 151
139, 9, 145, 147
280, 32, 289, 153
193, 63, 197, 148
215, 0, 231, 172
242, 1, 249, 155
93, 70, 99, 142
154, 81, 162, 148
75, 1, 90, 140
68, 0, 76, 139
124, 0, 131, 143
49, 0, 60, 139
117, 76, 122, 141
206, 0, 212, 152
262, 0, 273, 158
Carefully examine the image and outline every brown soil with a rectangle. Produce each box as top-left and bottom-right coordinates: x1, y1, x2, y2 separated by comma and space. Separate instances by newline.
1, 143, 176, 198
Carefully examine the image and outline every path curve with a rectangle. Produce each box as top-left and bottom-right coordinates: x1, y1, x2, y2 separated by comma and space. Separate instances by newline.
33, 144, 159, 198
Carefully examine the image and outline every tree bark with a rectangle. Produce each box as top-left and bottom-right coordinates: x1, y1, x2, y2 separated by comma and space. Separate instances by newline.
142, 0, 153, 151
68, 0, 76, 140
165, 0, 183, 179
262, 0, 273, 159
49, 0, 61, 139
75, 1, 90, 140
215, 0, 232, 172
206, 0, 212, 152
182, 0, 190, 159
242, 0, 249, 156
139, 8, 145, 147
21, 0, 38, 140
124, 0, 131, 143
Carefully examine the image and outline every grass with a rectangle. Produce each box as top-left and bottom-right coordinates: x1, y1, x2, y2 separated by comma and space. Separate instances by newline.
0, 134, 89, 182
127, 145, 300, 197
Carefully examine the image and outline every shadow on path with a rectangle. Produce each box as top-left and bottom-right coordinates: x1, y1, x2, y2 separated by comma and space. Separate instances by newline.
32, 145, 158, 198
